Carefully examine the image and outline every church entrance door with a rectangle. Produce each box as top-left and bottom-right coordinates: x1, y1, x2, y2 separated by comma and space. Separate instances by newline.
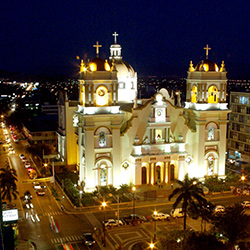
141, 167, 147, 184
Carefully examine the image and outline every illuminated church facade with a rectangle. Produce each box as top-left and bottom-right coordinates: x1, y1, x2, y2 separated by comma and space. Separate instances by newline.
57, 36, 230, 192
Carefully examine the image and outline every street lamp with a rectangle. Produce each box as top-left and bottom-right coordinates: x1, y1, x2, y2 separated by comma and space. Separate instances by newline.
153, 211, 157, 242
102, 201, 107, 247
149, 242, 155, 250
241, 175, 246, 201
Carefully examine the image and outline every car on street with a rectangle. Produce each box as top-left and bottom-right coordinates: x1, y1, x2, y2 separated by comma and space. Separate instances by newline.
83, 233, 96, 246
24, 161, 31, 168
103, 219, 123, 227
152, 212, 170, 221
29, 170, 38, 179
241, 201, 250, 208
122, 214, 146, 224
214, 205, 225, 213
170, 208, 185, 218
36, 188, 45, 196
19, 154, 25, 159
21, 156, 27, 162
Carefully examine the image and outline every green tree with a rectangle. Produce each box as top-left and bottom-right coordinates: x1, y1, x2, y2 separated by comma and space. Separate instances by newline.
169, 174, 207, 230
211, 204, 250, 249
0, 165, 19, 204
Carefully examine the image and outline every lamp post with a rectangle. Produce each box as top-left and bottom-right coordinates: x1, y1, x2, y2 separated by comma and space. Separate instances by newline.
241, 175, 245, 201
132, 186, 136, 225
102, 201, 107, 247
52, 161, 55, 188
132, 186, 136, 215
79, 190, 83, 207
153, 211, 157, 242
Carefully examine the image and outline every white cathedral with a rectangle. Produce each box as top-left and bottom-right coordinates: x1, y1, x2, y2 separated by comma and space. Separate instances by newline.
57, 33, 230, 192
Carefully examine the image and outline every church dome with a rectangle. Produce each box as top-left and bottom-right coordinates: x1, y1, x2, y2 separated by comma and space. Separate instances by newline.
112, 60, 136, 78
88, 58, 111, 71
194, 59, 219, 72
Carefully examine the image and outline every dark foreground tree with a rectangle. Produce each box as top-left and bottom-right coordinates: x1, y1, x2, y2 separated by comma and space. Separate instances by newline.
169, 174, 207, 230
211, 204, 250, 249
0, 165, 19, 204
157, 229, 226, 250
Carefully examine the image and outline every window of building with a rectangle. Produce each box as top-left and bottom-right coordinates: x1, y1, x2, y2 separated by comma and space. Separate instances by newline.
208, 86, 218, 103
191, 86, 197, 103
155, 129, 162, 141
239, 96, 249, 105
118, 82, 125, 89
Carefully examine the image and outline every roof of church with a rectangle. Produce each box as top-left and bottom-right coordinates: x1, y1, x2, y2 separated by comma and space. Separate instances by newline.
194, 59, 219, 72
112, 59, 136, 78
89, 57, 110, 71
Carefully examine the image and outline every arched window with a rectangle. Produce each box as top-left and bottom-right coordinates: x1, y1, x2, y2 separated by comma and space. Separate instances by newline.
208, 126, 214, 141
155, 129, 162, 141
99, 132, 106, 147
191, 86, 197, 103
208, 86, 218, 103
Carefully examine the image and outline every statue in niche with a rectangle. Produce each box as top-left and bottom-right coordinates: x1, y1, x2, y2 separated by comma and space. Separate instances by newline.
99, 131, 106, 146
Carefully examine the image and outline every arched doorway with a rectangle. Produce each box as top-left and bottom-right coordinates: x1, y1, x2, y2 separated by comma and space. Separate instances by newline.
156, 165, 161, 184
170, 164, 175, 181
141, 167, 147, 184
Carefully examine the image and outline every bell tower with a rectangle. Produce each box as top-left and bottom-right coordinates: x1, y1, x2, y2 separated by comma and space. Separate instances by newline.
184, 45, 231, 179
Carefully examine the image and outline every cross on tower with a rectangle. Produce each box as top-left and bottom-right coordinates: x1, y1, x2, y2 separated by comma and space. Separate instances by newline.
93, 41, 102, 57
112, 32, 119, 44
204, 44, 211, 59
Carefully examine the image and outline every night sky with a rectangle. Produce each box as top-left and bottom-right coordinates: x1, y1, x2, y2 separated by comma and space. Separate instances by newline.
1, 0, 250, 79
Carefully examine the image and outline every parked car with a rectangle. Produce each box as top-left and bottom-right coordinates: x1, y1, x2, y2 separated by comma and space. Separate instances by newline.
27, 167, 35, 173
19, 154, 25, 159
122, 214, 146, 224
103, 219, 123, 227
21, 156, 27, 162
83, 233, 96, 246
170, 208, 185, 218
214, 205, 225, 213
24, 161, 31, 168
29, 170, 37, 179
241, 201, 250, 208
152, 212, 170, 221
36, 188, 45, 196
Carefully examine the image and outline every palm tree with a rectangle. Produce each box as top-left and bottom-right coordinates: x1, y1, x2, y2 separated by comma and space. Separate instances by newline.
0, 165, 19, 205
169, 174, 207, 230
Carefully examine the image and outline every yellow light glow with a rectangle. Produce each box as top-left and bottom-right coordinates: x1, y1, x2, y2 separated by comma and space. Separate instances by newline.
203, 63, 209, 71
102, 202, 106, 207
90, 63, 97, 71
153, 211, 157, 215
191, 86, 197, 103
96, 87, 108, 106
149, 243, 154, 249
241, 176, 245, 181
208, 86, 218, 103
132, 186, 136, 192
105, 60, 110, 71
